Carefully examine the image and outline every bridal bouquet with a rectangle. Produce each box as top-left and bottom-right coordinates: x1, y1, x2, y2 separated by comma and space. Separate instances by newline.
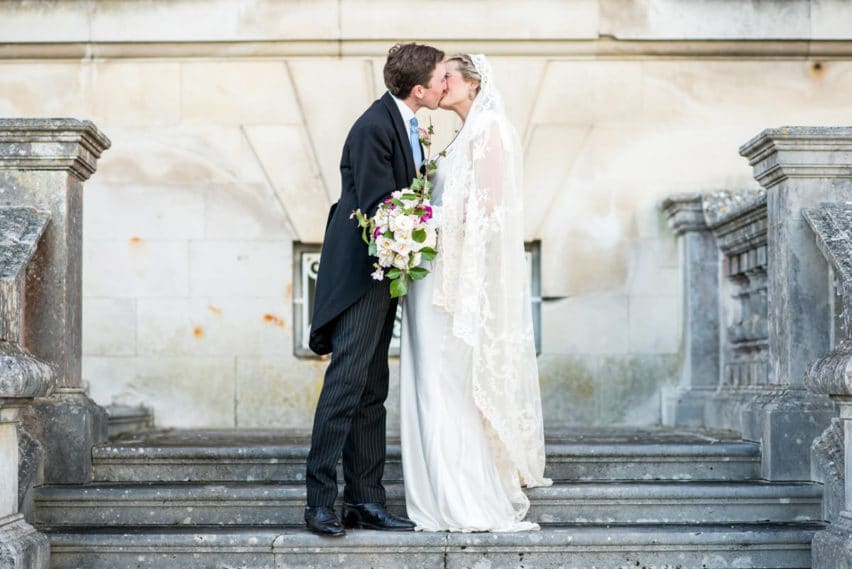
351, 121, 441, 298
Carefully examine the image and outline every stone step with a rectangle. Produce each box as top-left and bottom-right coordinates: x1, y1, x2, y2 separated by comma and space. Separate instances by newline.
34, 480, 822, 527
92, 428, 761, 483
44, 523, 821, 569
104, 405, 154, 438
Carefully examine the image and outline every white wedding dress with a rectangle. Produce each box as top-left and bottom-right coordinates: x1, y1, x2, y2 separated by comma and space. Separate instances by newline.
399, 54, 551, 533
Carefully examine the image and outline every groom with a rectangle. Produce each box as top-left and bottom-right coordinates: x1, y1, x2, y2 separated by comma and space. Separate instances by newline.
304, 43, 447, 537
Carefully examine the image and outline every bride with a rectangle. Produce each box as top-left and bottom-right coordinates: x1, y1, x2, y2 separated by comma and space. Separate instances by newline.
399, 53, 552, 532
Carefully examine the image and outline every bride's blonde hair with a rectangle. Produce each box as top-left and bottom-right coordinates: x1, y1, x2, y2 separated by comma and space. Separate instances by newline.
446, 54, 481, 95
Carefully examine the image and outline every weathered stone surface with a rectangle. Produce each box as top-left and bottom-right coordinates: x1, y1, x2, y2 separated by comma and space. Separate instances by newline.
0, 343, 53, 400
22, 390, 107, 484
15, 426, 42, 525
0, 207, 49, 344
0, 514, 48, 569
33, 479, 822, 527
812, 417, 844, 523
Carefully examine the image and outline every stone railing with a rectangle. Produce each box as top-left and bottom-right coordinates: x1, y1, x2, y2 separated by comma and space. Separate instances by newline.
0, 207, 53, 567
665, 126, 851, 482
802, 203, 852, 568
0, 119, 110, 569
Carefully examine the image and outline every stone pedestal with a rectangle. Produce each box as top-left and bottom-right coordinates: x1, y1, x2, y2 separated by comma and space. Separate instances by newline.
661, 194, 719, 427
0, 119, 111, 485
738, 127, 848, 480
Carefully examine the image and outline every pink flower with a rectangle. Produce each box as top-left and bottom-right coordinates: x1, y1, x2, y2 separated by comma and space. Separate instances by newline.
419, 205, 433, 222
373, 227, 383, 239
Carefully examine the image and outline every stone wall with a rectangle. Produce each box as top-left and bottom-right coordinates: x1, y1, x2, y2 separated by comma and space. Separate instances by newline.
1, 0, 851, 429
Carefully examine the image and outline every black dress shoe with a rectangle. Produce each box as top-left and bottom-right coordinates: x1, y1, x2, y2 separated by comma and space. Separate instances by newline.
305, 506, 346, 537
341, 502, 415, 531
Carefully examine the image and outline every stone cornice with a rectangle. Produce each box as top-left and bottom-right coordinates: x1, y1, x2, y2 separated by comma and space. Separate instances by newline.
0, 119, 111, 182
4, 39, 852, 60
739, 127, 852, 190
661, 193, 707, 235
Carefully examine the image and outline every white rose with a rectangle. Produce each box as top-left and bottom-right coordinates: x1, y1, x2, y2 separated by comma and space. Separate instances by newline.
410, 252, 422, 268
378, 250, 394, 267
393, 253, 409, 270
392, 214, 414, 232
391, 240, 411, 256
376, 236, 393, 252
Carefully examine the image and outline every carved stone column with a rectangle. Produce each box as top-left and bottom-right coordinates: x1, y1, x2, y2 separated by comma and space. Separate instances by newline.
0, 119, 111, 484
738, 127, 847, 480
802, 203, 852, 568
661, 194, 719, 427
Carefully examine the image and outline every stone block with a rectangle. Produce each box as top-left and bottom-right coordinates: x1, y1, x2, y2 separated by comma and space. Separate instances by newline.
0, 63, 92, 117
242, 126, 330, 242
188, 241, 291, 298
16, 426, 43, 524
596, 354, 679, 425
541, 295, 629, 355
235, 356, 325, 429
541, 236, 630, 297
0, 514, 48, 569
83, 239, 189, 298
0, 424, 16, 518
532, 61, 643, 126
627, 239, 679, 296
92, 126, 244, 187
83, 184, 205, 241
811, 0, 852, 40
136, 298, 291, 357
340, 0, 598, 39
0, 4, 89, 42
81, 298, 137, 357
485, 58, 546, 137
180, 61, 302, 126
22, 391, 108, 484
202, 183, 294, 241
288, 59, 376, 203
90, 0, 338, 41
600, 0, 810, 40
129, 357, 236, 428
91, 63, 180, 127
628, 295, 681, 354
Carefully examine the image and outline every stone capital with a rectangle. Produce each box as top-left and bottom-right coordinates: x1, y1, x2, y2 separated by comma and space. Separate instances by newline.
661, 193, 707, 235
738, 126, 852, 190
0, 119, 111, 181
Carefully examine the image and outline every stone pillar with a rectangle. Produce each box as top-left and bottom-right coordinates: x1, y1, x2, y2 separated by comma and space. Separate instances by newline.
0, 119, 111, 484
738, 127, 847, 480
661, 194, 719, 427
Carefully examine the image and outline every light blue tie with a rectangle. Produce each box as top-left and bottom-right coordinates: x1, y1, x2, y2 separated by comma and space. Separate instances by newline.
409, 116, 423, 169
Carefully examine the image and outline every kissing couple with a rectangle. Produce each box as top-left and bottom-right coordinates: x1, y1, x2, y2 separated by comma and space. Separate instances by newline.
304, 42, 551, 536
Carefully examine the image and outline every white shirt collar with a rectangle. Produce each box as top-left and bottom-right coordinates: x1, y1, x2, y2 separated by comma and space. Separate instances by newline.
390, 92, 416, 126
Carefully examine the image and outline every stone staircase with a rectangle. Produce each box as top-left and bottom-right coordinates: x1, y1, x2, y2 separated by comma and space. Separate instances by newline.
34, 428, 823, 568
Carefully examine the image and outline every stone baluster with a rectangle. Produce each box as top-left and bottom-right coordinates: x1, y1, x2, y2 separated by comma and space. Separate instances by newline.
0, 119, 111, 485
738, 126, 848, 481
660, 193, 720, 427
801, 202, 852, 568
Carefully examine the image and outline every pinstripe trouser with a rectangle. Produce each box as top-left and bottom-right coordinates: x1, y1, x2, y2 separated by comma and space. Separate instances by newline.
305, 281, 399, 507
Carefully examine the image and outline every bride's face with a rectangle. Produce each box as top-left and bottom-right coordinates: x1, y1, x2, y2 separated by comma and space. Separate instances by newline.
439, 61, 477, 110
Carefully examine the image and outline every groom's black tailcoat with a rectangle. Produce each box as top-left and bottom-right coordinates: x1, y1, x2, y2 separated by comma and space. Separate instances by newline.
305, 92, 416, 508
309, 92, 416, 355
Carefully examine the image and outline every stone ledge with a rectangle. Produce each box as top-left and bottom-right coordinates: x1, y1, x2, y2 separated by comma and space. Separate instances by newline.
0, 119, 111, 182
0, 514, 49, 569
0, 342, 54, 400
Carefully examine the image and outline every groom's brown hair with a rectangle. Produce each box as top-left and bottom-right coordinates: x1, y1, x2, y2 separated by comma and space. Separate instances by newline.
384, 43, 445, 99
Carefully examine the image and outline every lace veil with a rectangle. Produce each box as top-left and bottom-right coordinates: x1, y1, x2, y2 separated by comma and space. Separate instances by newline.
431, 54, 552, 519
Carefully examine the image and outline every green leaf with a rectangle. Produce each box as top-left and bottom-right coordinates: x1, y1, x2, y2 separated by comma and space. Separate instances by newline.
412, 228, 427, 243
409, 267, 429, 280
420, 247, 437, 261
399, 193, 418, 201
390, 278, 408, 298
386, 268, 402, 279
368, 242, 377, 256
391, 199, 404, 207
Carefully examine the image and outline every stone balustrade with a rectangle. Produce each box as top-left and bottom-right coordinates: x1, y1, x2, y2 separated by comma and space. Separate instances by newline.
802, 203, 852, 568
0, 119, 111, 569
667, 126, 852, 482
